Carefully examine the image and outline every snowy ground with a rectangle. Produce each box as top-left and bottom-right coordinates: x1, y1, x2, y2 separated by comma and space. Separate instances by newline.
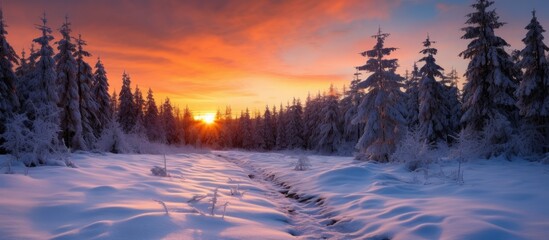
0, 151, 548, 239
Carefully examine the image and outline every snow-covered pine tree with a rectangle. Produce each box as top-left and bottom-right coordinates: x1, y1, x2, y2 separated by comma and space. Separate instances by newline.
15, 49, 28, 78
262, 106, 275, 150
271, 105, 278, 147
342, 71, 364, 143
442, 68, 462, 139
252, 111, 264, 150
275, 103, 287, 149
286, 98, 304, 149
303, 93, 323, 149
317, 85, 342, 153
24, 14, 62, 165
161, 98, 177, 144
75, 34, 99, 148
240, 108, 254, 149
404, 62, 420, 129
92, 58, 112, 135
417, 35, 451, 145
54, 17, 85, 150
217, 106, 232, 148
143, 88, 160, 141
516, 10, 549, 154
132, 85, 146, 136
352, 28, 406, 162
459, 0, 519, 157
0, 8, 20, 153
111, 89, 118, 116
182, 106, 195, 145
117, 72, 136, 133
134, 85, 145, 123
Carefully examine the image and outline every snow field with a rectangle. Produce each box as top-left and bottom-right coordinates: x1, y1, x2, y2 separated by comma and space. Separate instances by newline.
221, 151, 549, 240
1, 152, 548, 240
0, 153, 293, 239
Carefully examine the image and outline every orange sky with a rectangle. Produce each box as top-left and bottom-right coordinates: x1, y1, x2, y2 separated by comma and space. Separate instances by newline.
4, 0, 549, 115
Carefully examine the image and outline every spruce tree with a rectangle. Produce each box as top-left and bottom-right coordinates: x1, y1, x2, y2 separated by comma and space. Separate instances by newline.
317, 85, 342, 153
404, 63, 421, 129
262, 106, 275, 150
143, 88, 160, 141
117, 72, 135, 133
161, 98, 177, 144
442, 68, 462, 138
92, 58, 112, 134
55, 17, 84, 149
275, 103, 287, 149
353, 28, 406, 162
342, 72, 364, 143
25, 14, 61, 165
459, 0, 518, 156
132, 85, 145, 135
111, 89, 118, 116
0, 8, 20, 153
417, 36, 451, 144
75, 34, 99, 148
240, 108, 254, 149
516, 10, 549, 153
286, 98, 304, 149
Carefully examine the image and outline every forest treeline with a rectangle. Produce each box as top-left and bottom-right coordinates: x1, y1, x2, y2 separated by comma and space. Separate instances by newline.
0, 0, 548, 167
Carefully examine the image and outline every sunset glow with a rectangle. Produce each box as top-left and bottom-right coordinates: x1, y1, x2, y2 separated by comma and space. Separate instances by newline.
195, 113, 216, 125
3, 0, 549, 114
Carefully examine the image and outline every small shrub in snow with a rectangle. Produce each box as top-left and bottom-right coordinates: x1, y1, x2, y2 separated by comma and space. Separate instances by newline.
391, 130, 434, 171
221, 202, 229, 220
229, 184, 245, 197
450, 130, 487, 161
210, 187, 219, 216
150, 155, 169, 177
294, 156, 311, 171
154, 200, 169, 215
187, 194, 207, 203
151, 166, 168, 177
95, 119, 130, 154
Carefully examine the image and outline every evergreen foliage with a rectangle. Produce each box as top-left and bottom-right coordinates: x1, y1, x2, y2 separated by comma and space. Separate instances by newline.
353, 28, 406, 162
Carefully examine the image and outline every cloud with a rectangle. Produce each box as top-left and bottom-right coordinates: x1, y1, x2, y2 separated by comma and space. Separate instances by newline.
3, 0, 400, 112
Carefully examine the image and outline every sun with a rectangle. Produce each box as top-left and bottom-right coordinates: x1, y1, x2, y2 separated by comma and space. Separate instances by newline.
195, 113, 216, 124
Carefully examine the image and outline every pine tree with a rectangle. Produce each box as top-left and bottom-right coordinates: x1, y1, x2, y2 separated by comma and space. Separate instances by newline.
117, 72, 135, 133
54, 17, 84, 150
459, 0, 518, 157
353, 28, 406, 162
143, 88, 160, 141
404, 62, 421, 129
317, 85, 342, 153
262, 106, 275, 150
240, 108, 254, 149
75, 34, 99, 148
0, 8, 20, 153
92, 58, 112, 134
303, 94, 323, 149
275, 103, 287, 149
111, 89, 118, 116
443, 68, 462, 138
24, 14, 61, 165
516, 10, 549, 154
161, 98, 177, 144
417, 36, 451, 145
132, 85, 145, 135
286, 98, 304, 149
342, 71, 364, 143
219, 106, 233, 148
